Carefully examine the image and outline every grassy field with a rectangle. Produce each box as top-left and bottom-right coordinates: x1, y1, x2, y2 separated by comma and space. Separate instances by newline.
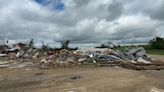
146, 49, 164, 55
97, 45, 164, 55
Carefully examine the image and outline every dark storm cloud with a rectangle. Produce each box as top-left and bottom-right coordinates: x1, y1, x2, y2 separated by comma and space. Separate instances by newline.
144, 1, 164, 20
106, 1, 124, 21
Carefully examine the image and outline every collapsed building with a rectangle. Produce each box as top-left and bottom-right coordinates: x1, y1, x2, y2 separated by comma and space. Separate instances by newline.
0, 41, 164, 70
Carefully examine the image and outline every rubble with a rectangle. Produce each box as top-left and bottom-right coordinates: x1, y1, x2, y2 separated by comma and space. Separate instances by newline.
0, 41, 164, 70
0, 54, 8, 57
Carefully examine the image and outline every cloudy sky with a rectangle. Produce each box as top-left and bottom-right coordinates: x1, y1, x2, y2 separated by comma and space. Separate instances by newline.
0, 0, 164, 48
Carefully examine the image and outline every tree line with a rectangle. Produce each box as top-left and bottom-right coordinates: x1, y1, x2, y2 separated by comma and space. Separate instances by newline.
21, 36, 164, 51
95, 37, 164, 50
27, 39, 78, 51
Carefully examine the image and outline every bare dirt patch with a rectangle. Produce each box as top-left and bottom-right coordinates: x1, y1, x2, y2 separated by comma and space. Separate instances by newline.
0, 55, 164, 92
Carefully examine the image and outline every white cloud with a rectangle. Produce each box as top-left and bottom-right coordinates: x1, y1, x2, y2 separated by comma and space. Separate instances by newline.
0, 0, 164, 48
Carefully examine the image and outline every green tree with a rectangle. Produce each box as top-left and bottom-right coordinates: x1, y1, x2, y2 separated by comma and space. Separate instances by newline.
61, 40, 70, 49
41, 42, 49, 51
95, 44, 108, 48
100, 44, 106, 48
29, 39, 34, 48
75, 47, 78, 50
149, 37, 164, 49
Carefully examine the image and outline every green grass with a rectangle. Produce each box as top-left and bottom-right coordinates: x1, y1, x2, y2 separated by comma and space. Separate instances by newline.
146, 49, 164, 55
96, 44, 164, 55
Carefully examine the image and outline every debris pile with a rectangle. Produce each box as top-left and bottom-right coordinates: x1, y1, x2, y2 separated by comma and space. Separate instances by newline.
0, 42, 164, 70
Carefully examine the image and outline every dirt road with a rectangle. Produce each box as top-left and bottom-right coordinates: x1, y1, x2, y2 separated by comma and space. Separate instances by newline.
0, 55, 164, 92
148, 54, 164, 61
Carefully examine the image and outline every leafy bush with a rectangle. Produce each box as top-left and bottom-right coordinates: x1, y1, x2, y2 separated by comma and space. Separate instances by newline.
149, 37, 164, 49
